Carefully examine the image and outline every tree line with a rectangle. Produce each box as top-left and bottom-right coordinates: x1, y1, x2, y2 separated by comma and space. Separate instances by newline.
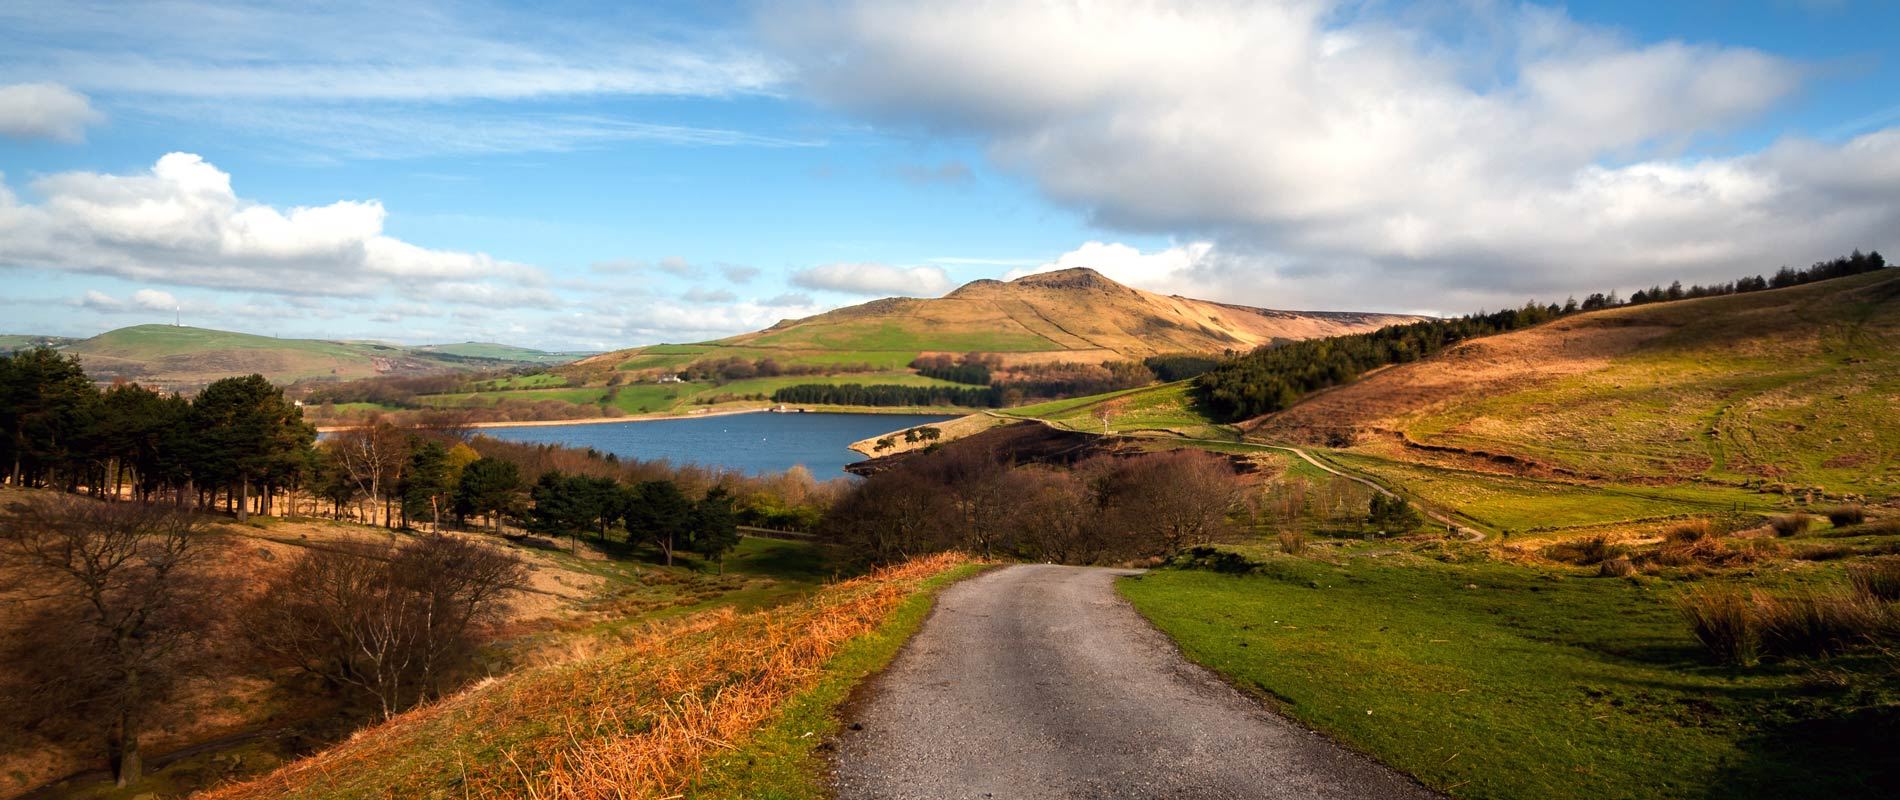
771, 382, 1006, 408
2, 348, 315, 519
1195, 250, 1888, 421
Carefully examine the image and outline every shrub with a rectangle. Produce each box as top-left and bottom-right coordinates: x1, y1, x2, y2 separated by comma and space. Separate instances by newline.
1547, 534, 1621, 565
1826, 505, 1867, 527
1677, 587, 1759, 666
1278, 529, 1306, 555
1848, 558, 1900, 602
1753, 590, 1883, 658
1768, 513, 1814, 537
1664, 520, 1717, 542
1597, 555, 1637, 578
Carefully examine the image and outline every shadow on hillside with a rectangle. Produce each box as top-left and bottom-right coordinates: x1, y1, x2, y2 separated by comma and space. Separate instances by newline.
1703, 702, 1900, 799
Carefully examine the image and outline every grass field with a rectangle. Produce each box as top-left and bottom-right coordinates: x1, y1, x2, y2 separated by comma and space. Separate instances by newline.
1012, 381, 1236, 439
1122, 549, 1900, 800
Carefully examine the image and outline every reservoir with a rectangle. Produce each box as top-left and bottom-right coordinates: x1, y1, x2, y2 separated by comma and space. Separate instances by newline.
478, 411, 955, 477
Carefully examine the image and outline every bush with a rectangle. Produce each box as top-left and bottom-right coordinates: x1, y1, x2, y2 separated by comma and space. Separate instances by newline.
1753, 590, 1884, 658
1768, 513, 1814, 537
1597, 555, 1637, 578
1664, 520, 1717, 542
1278, 529, 1306, 555
1173, 546, 1259, 574
1848, 558, 1900, 602
1547, 534, 1621, 565
1677, 587, 1759, 666
1826, 505, 1867, 527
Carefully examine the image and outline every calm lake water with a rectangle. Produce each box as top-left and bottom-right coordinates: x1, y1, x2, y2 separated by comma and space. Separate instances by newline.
478, 412, 955, 477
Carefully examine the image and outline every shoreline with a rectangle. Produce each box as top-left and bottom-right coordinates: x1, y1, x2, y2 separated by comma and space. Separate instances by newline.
312, 404, 965, 434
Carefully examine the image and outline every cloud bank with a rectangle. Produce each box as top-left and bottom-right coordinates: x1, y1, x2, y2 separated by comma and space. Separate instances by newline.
791, 262, 953, 296
0, 152, 544, 298
765, 0, 1899, 307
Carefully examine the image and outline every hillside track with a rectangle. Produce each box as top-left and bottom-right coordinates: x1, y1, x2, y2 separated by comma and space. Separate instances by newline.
831, 564, 1438, 800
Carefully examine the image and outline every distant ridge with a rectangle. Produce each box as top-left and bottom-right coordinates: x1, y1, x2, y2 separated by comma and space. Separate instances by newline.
575, 267, 1425, 375
40, 324, 589, 390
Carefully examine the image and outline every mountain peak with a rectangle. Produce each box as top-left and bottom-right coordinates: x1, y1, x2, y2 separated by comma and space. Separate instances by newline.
1008, 267, 1122, 290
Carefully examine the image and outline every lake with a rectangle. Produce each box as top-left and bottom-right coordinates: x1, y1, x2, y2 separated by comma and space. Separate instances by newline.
478, 412, 955, 477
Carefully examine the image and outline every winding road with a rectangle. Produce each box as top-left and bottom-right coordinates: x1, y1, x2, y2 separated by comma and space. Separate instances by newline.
831, 564, 1437, 799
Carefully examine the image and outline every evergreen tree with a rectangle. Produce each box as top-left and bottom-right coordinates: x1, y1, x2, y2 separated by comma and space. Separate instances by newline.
455, 457, 522, 534
191, 374, 315, 521
624, 480, 690, 566
690, 486, 742, 572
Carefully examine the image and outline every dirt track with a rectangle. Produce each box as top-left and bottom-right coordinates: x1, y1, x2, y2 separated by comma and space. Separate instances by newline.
831, 564, 1436, 799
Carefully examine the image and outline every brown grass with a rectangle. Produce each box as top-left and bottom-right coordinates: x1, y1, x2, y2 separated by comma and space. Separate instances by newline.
198, 553, 968, 800
1677, 587, 1760, 666
1753, 590, 1886, 658
1849, 558, 1900, 602
1826, 504, 1867, 527
1597, 555, 1637, 577
1768, 513, 1815, 537
1277, 529, 1306, 555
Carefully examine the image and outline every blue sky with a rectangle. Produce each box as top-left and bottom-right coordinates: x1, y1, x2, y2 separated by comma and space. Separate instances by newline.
1, 1, 1895, 351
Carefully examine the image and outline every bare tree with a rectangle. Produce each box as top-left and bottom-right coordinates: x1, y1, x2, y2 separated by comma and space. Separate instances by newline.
1004, 466, 1097, 563
1098, 450, 1245, 557
327, 419, 410, 527
242, 535, 527, 718
0, 497, 221, 787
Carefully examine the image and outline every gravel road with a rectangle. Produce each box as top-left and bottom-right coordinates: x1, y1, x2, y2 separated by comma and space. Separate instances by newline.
831, 564, 1437, 800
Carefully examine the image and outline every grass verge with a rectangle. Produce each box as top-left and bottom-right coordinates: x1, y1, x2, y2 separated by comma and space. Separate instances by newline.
1120, 552, 1900, 800
198, 553, 974, 800
690, 562, 990, 798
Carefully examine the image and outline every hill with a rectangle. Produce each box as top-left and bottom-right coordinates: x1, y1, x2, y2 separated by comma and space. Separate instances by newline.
568, 268, 1424, 378
0, 334, 78, 355
51, 325, 588, 390
974, 267, 1898, 534
1248, 269, 1899, 499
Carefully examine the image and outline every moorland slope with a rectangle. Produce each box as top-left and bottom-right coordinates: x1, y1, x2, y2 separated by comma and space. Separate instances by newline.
53, 324, 587, 390
568, 268, 1423, 378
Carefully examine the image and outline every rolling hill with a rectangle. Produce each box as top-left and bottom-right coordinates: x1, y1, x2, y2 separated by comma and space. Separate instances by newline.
566, 268, 1425, 378
977, 267, 1898, 533
43, 325, 590, 390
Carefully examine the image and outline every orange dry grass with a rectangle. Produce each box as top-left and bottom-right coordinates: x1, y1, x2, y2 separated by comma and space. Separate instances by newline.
200, 553, 969, 800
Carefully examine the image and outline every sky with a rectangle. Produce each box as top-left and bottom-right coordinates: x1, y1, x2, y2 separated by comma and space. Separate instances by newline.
1, 0, 1895, 352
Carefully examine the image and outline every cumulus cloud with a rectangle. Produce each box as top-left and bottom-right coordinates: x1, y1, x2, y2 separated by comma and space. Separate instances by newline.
76, 290, 124, 311
0, 152, 544, 298
763, 0, 1898, 305
0, 82, 102, 142
131, 289, 178, 311
682, 286, 738, 303
790, 262, 953, 296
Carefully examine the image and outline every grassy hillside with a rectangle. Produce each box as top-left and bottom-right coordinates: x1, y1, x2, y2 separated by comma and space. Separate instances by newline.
197, 555, 975, 800
567, 268, 1423, 379
1250, 270, 1899, 506
972, 270, 1897, 536
50, 324, 585, 390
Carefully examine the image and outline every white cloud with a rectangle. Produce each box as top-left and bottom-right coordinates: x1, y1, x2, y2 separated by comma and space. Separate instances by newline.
131, 289, 177, 310
76, 289, 123, 311
790, 262, 953, 296
763, 0, 1898, 303
0, 152, 545, 298
0, 82, 102, 142
682, 286, 739, 303
721, 264, 762, 283
1007, 241, 1216, 296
